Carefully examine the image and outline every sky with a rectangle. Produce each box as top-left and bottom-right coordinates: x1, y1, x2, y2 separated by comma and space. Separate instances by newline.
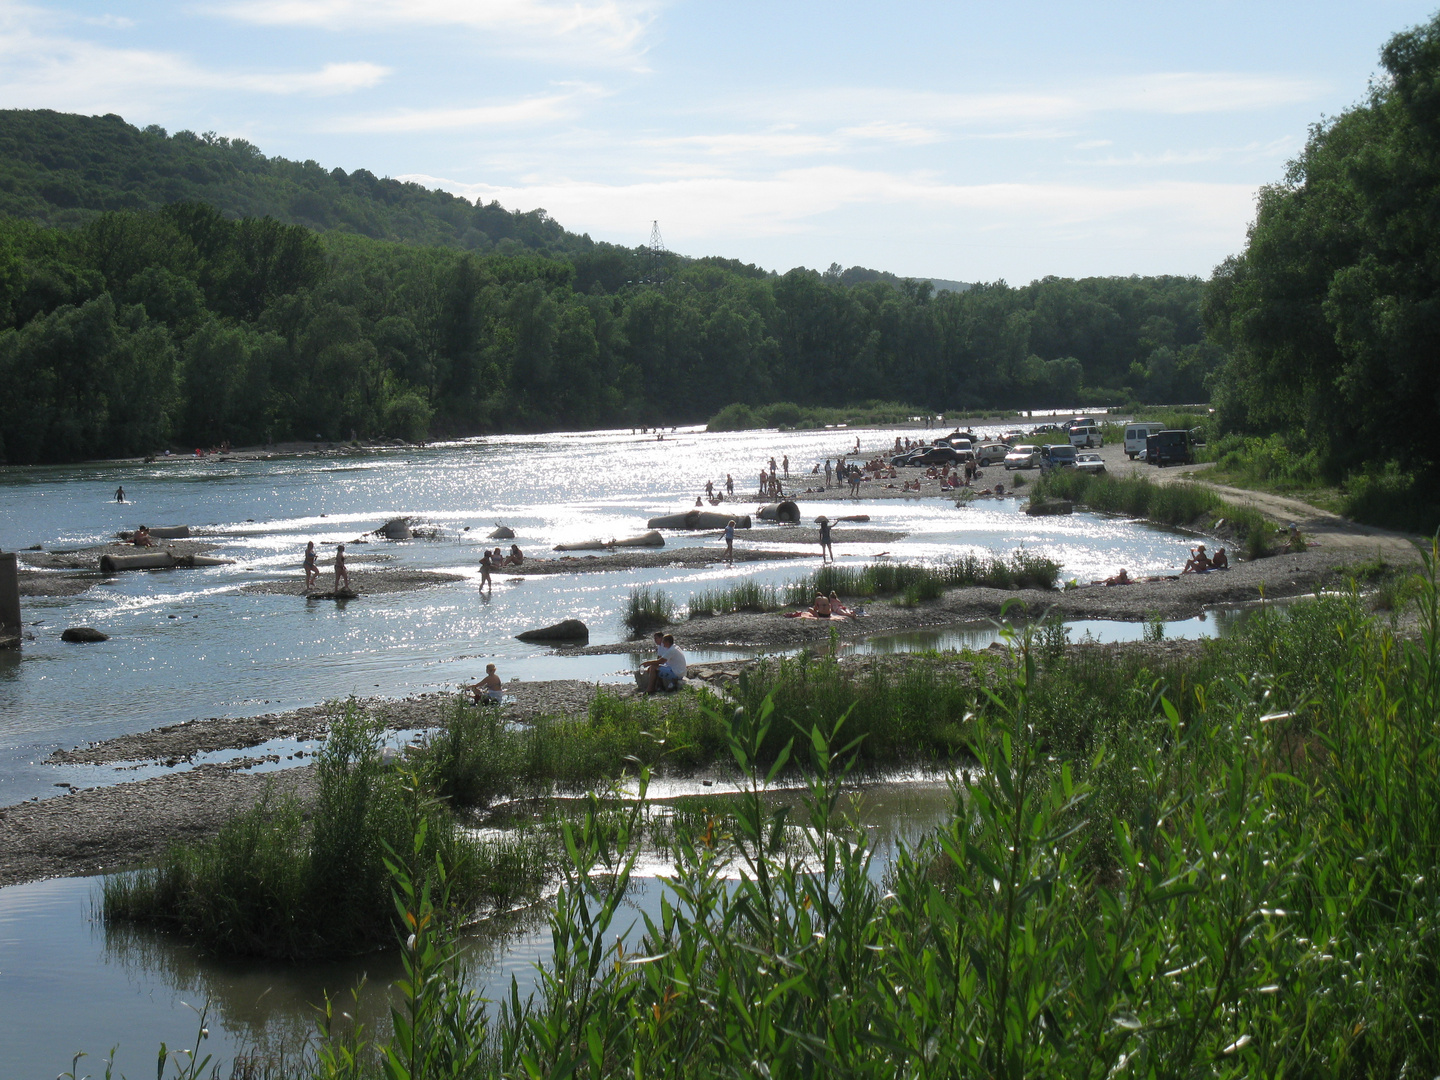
2, 1, 1437, 283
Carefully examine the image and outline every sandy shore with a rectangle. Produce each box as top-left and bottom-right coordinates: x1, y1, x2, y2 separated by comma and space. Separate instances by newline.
240, 567, 466, 596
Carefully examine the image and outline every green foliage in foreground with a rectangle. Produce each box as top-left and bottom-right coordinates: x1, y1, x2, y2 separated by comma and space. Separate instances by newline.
1030, 469, 1274, 558
277, 551, 1440, 1077
102, 705, 549, 959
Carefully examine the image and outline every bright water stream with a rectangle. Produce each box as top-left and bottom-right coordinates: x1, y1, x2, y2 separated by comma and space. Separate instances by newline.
0, 423, 1231, 1075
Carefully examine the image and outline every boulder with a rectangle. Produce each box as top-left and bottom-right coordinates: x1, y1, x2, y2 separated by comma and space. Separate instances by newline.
516, 619, 590, 642
488, 525, 516, 540
62, 626, 109, 643
382, 517, 412, 540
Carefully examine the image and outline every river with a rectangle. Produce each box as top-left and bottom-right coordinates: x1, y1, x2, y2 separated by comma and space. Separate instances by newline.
0, 422, 1220, 1076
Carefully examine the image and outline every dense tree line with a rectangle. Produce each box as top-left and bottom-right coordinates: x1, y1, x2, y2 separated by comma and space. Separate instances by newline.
0, 199, 1216, 463
1204, 13, 1440, 482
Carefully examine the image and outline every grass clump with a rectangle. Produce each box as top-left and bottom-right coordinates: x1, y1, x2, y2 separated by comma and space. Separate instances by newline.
687, 579, 787, 616
786, 551, 1059, 604
623, 585, 675, 635
102, 703, 547, 959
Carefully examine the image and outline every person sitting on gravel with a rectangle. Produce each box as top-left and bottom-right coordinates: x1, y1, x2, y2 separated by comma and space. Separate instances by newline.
132, 525, 153, 547
810, 593, 833, 617
1284, 524, 1306, 553
1211, 547, 1229, 569
828, 591, 857, 618
506, 544, 524, 566
645, 634, 687, 693
1103, 568, 1132, 586
1182, 544, 1212, 574
462, 664, 504, 705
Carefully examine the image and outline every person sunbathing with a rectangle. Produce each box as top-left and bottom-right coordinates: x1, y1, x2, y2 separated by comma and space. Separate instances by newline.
1103, 568, 1132, 586
810, 594, 832, 617
1211, 548, 1229, 569
132, 526, 153, 547
505, 544, 524, 566
828, 591, 856, 617
1182, 544, 1212, 573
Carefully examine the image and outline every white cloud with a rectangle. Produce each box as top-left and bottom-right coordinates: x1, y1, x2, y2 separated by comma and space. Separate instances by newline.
1078, 136, 1300, 168
209, 0, 660, 62
402, 166, 1256, 254
0, 5, 388, 114
740, 72, 1327, 133
332, 88, 593, 132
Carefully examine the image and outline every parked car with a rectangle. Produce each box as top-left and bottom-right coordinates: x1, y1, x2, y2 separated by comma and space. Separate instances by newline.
1069, 424, 1104, 448
1001, 430, 1027, 444
1004, 444, 1042, 469
912, 446, 959, 465
1031, 422, 1058, 434
1075, 451, 1106, 474
1041, 444, 1078, 469
975, 442, 1010, 466
1145, 430, 1194, 467
1067, 415, 1100, 432
1124, 422, 1165, 459
891, 448, 929, 467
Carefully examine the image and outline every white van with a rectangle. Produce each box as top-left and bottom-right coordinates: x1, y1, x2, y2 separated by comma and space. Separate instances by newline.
1124, 422, 1165, 459
1069, 425, 1104, 449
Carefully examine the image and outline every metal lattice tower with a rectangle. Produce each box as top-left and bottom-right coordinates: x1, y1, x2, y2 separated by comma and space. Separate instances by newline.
648, 220, 666, 256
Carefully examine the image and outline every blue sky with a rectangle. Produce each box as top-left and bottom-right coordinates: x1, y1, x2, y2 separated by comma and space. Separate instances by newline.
3, 1, 1435, 282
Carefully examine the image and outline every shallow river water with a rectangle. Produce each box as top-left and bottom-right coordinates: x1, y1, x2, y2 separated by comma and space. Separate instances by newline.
0, 423, 1226, 1076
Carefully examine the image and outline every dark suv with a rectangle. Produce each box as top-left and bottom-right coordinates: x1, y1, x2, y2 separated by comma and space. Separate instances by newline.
1145, 430, 1193, 467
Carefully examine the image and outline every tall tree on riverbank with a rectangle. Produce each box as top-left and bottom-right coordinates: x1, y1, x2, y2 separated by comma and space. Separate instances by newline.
1205, 13, 1440, 477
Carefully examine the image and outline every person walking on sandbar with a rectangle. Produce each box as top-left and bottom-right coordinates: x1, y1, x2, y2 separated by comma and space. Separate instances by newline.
303, 540, 319, 591
334, 544, 350, 591
724, 519, 735, 564
817, 515, 834, 564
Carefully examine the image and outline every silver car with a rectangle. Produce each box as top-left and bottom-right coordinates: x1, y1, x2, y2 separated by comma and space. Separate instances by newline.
1075, 452, 1106, 474
1004, 445, 1042, 469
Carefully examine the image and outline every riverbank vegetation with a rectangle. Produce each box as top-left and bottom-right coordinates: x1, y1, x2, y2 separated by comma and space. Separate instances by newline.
101, 706, 550, 959
1029, 469, 1274, 558
1202, 13, 1440, 533
686, 551, 1061, 615
135, 551, 1434, 1076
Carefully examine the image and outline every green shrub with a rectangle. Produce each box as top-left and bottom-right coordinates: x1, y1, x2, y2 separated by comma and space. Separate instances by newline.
102, 703, 520, 959
624, 585, 675, 635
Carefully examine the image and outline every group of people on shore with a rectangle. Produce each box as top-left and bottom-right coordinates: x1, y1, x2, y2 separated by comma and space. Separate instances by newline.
640, 631, 687, 694
479, 544, 524, 590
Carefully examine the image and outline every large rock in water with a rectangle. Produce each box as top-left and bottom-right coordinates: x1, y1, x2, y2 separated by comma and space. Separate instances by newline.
62, 626, 108, 643
488, 525, 515, 539
516, 619, 589, 642
382, 517, 412, 540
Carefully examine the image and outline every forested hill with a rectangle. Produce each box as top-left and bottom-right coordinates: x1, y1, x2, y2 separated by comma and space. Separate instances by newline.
0, 109, 595, 256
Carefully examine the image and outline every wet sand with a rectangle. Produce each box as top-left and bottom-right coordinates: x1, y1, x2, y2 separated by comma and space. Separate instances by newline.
241, 567, 466, 596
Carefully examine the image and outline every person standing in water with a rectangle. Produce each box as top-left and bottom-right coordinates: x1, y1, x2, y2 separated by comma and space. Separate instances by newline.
479, 548, 494, 591
817, 516, 834, 563
114, 486, 125, 503
725, 474, 734, 495
334, 544, 350, 591
782, 454, 789, 478
303, 541, 319, 590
